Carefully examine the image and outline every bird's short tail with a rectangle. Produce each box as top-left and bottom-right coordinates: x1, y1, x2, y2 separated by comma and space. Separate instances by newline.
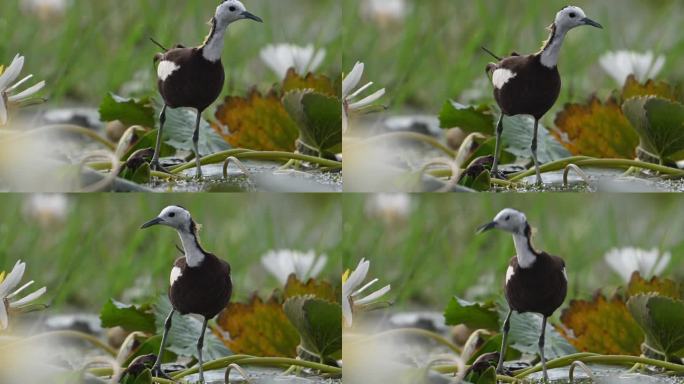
481, 46, 502, 61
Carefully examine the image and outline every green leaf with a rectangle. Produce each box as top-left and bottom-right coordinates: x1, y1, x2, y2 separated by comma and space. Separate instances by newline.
121, 368, 153, 384
502, 115, 571, 163
153, 295, 231, 360
498, 300, 576, 359
121, 129, 174, 161
443, 297, 499, 331
283, 295, 342, 361
476, 366, 497, 384
99, 93, 155, 128
466, 333, 520, 365
154, 99, 231, 155
100, 299, 155, 333
439, 101, 495, 134
627, 293, 684, 358
467, 138, 516, 165
623, 96, 684, 162
123, 335, 177, 366
283, 91, 342, 156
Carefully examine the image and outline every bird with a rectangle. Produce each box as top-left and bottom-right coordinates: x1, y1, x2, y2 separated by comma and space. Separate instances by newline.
484, 6, 602, 185
141, 206, 232, 384
151, 0, 263, 178
477, 208, 567, 382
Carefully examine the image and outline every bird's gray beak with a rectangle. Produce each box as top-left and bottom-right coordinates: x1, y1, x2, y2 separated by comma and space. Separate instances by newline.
477, 221, 497, 234
141, 217, 164, 229
241, 11, 263, 23
582, 18, 603, 29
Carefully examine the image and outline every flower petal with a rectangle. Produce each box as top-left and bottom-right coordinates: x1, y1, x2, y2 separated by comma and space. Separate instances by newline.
0, 298, 8, 330
351, 278, 378, 297
0, 55, 25, 92
6, 74, 33, 93
0, 260, 25, 297
342, 258, 369, 295
8, 80, 45, 102
0, 93, 7, 126
342, 293, 353, 327
355, 284, 391, 306
347, 81, 374, 101
6, 280, 34, 299
10, 286, 46, 307
348, 88, 386, 110
342, 62, 364, 98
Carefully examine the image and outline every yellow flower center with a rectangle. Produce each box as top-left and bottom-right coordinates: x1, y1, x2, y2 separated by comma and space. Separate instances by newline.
342, 269, 350, 284
0, 271, 5, 284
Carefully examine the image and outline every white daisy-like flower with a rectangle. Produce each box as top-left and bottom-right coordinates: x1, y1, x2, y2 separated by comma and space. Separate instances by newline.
23, 194, 70, 227
260, 249, 328, 285
259, 44, 326, 80
604, 247, 671, 283
21, 0, 69, 19
342, 258, 391, 327
365, 193, 412, 224
0, 260, 47, 330
360, 0, 407, 25
342, 61, 386, 133
599, 50, 666, 85
0, 54, 46, 126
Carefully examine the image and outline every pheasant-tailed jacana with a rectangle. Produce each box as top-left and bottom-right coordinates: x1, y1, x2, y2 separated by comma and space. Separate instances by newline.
484, 6, 602, 184
151, 0, 262, 177
141, 206, 232, 384
478, 208, 567, 382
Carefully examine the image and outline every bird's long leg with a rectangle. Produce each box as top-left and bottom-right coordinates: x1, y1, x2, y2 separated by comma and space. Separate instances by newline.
197, 317, 209, 384
497, 308, 513, 374
531, 118, 543, 185
151, 309, 174, 378
491, 114, 504, 178
193, 109, 203, 179
539, 315, 549, 382
151, 104, 171, 174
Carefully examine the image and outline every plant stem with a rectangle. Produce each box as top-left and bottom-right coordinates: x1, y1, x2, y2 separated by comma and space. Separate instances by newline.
513, 353, 684, 378
171, 355, 341, 379
0, 330, 117, 356
349, 132, 456, 158
170, 149, 342, 174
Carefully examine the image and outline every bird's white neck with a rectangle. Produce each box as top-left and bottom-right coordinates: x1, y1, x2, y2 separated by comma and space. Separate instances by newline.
512, 232, 537, 268
177, 229, 205, 268
202, 19, 227, 62
539, 25, 567, 68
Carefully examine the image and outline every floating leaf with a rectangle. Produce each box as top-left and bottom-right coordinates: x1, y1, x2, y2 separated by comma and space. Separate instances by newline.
502, 115, 571, 163
560, 293, 642, 355
439, 101, 495, 134
283, 91, 342, 155
99, 93, 155, 128
444, 297, 499, 331
216, 295, 299, 357
622, 75, 679, 102
100, 299, 155, 334
282, 69, 338, 97
283, 295, 342, 361
213, 89, 299, 152
283, 275, 340, 303
155, 100, 230, 155
626, 272, 681, 299
623, 96, 684, 162
627, 293, 684, 358
153, 295, 230, 360
553, 96, 638, 158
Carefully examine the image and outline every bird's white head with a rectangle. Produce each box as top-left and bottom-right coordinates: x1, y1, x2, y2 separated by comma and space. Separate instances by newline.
141, 205, 193, 233
553, 6, 602, 33
215, 0, 263, 27
478, 208, 528, 236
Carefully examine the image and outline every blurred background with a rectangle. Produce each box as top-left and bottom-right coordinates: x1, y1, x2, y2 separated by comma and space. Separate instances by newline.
343, 0, 684, 119
0, 0, 341, 104
0, 194, 341, 312
342, 194, 684, 309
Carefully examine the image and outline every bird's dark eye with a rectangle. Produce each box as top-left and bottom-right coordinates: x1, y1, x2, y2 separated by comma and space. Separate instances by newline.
505, 216, 510, 221
569, 12, 577, 18
169, 212, 176, 218
229, 6, 236, 11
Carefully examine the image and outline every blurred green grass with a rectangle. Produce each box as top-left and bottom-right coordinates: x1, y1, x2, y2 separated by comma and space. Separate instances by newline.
342, 194, 684, 309
0, 194, 341, 312
343, 0, 684, 120
0, 0, 341, 104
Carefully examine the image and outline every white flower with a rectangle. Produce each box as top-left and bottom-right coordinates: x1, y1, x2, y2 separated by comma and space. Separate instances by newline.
0, 260, 47, 330
365, 193, 412, 224
0, 54, 46, 126
342, 62, 386, 133
360, 0, 407, 25
260, 249, 327, 285
599, 50, 665, 85
260, 44, 326, 80
342, 258, 391, 327
604, 247, 671, 283
23, 194, 69, 227
21, 0, 69, 19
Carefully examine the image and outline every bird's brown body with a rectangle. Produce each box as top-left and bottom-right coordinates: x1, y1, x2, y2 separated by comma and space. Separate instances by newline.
504, 251, 567, 317
169, 253, 232, 319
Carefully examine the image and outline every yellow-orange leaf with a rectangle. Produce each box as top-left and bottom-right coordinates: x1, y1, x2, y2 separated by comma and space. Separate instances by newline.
560, 293, 643, 355
553, 96, 638, 158
283, 275, 340, 303
622, 75, 678, 102
215, 295, 299, 357
212, 89, 299, 152
626, 272, 681, 300
282, 69, 338, 97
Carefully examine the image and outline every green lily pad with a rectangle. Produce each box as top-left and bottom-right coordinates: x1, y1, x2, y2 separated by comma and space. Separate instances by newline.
444, 297, 499, 331
627, 293, 684, 358
501, 115, 571, 163
439, 101, 496, 135
99, 93, 155, 128
100, 299, 155, 334
283, 295, 342, 361
622, 96, 684, 162
283, 91, 342, 156
153, 295, 230, 360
